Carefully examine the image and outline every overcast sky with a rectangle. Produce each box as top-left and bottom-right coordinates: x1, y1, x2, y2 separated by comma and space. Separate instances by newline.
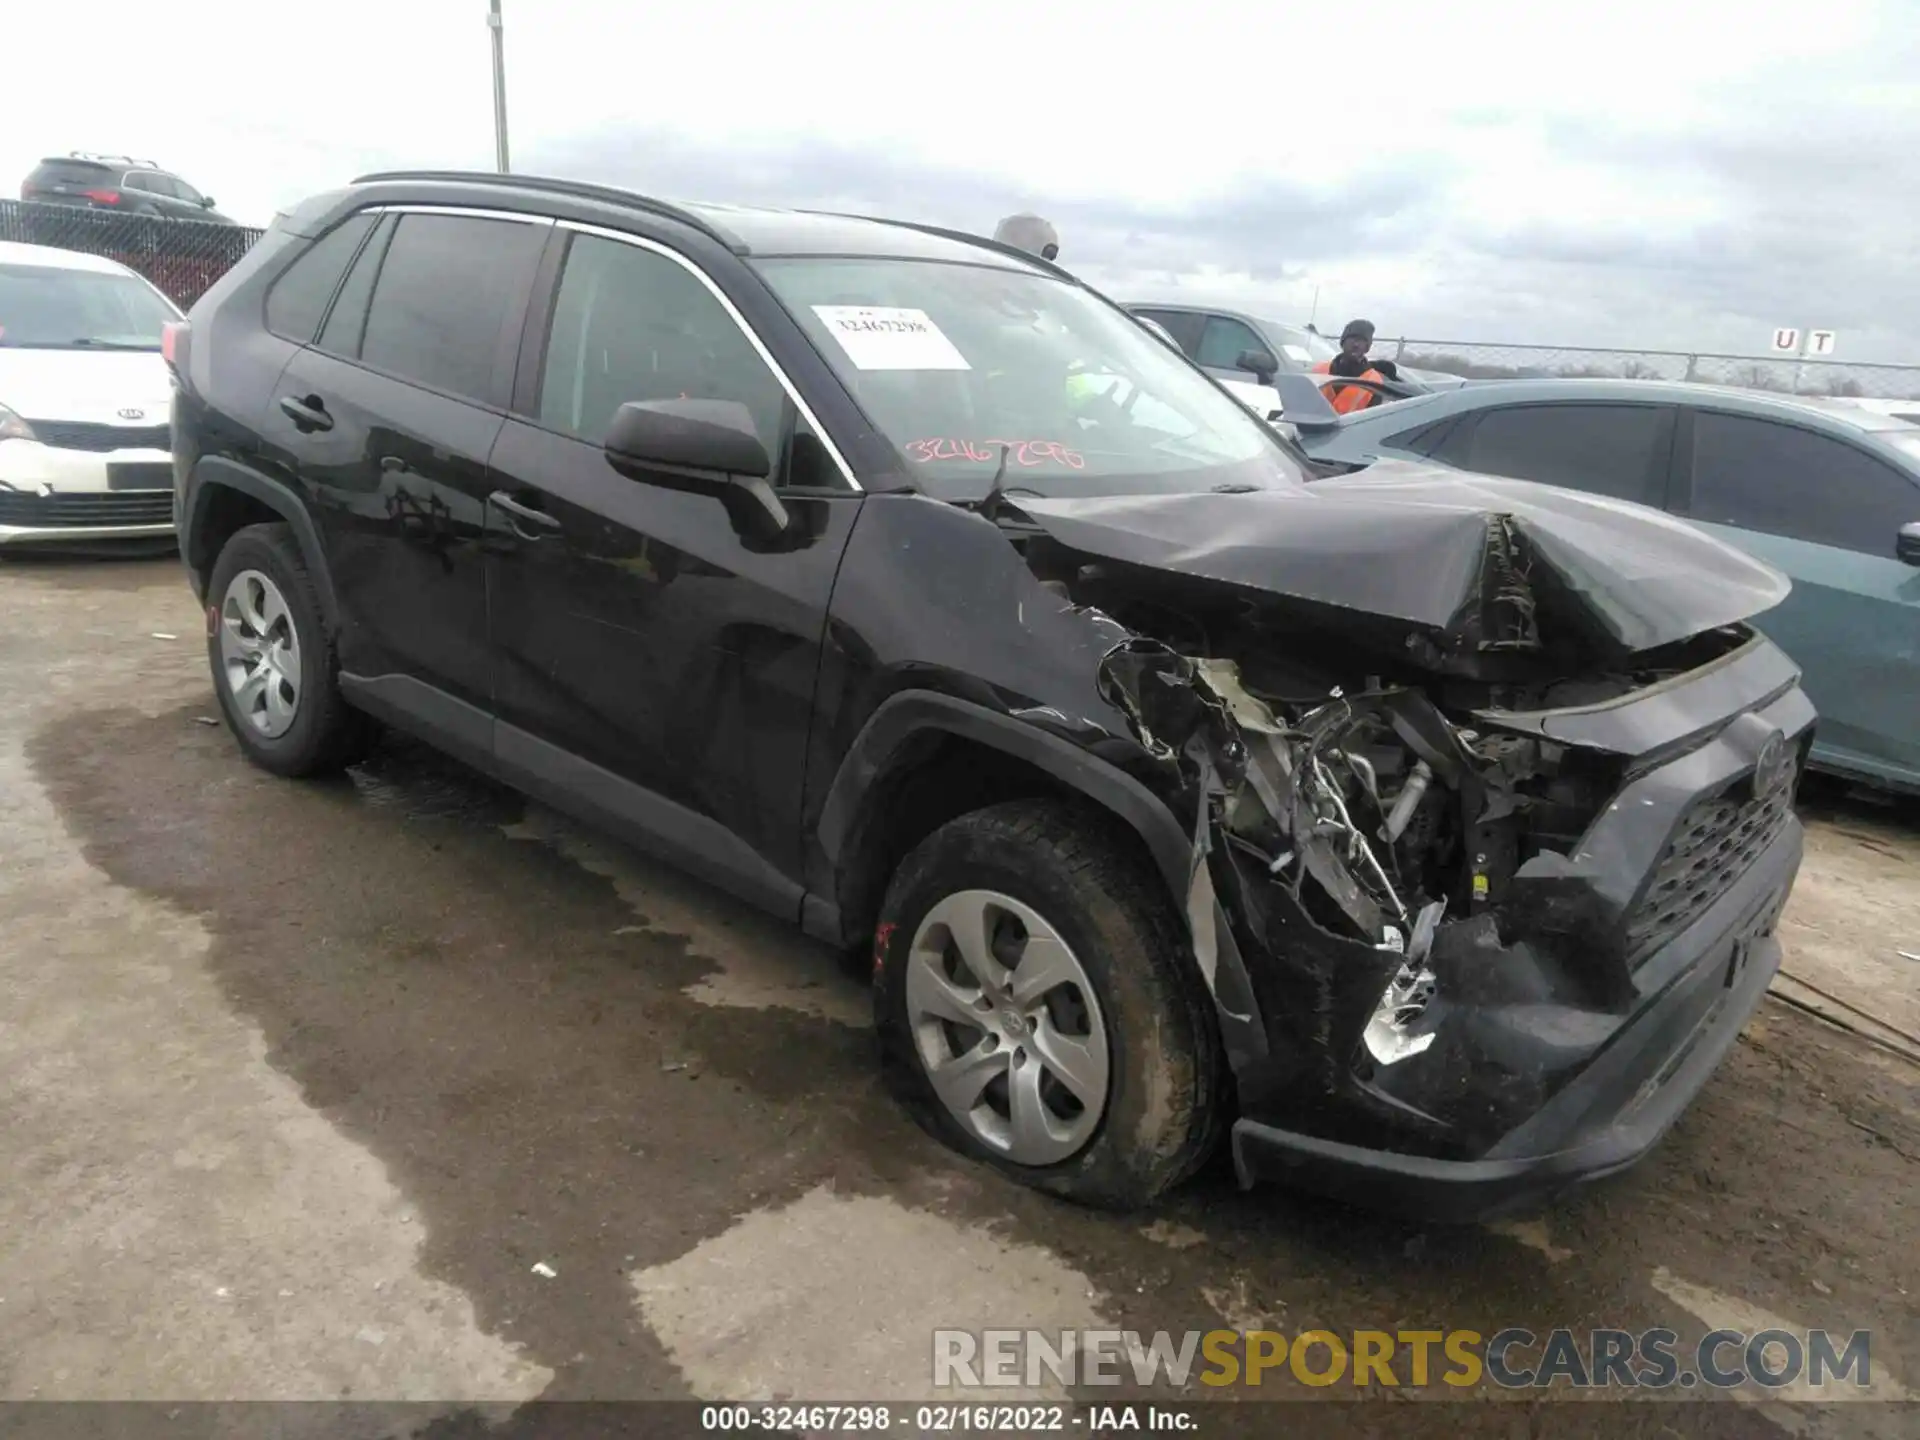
7, 1, 1915, 361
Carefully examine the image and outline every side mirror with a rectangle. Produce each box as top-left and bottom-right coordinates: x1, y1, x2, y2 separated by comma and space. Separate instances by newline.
1898, 522, 1920, 566
604, 398, 788, 536
200, 195, 215, 207
1237, 348, 1279, 383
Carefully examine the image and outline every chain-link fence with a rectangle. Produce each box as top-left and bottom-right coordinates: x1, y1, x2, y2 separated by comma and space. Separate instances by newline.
1369, 337, 1920, 400
0, 199, 264, 310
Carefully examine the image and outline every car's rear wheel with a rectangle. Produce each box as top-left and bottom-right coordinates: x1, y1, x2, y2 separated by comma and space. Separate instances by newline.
873, 799, 1223, 1209
206, 523, 374, 777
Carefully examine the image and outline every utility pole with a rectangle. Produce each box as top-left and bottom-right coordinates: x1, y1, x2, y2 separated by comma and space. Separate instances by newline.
488, 0, 510, 172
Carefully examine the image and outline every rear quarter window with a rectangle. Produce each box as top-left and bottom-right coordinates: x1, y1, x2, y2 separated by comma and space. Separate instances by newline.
263, 212, 379, 344
1383, 412, 1465, 456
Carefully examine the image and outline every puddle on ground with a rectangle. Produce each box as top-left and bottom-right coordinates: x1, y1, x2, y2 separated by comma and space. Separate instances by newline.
341, 737, 524, 827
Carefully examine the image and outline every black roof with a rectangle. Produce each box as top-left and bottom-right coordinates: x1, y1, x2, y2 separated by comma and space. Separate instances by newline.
349, 169, 1065, 276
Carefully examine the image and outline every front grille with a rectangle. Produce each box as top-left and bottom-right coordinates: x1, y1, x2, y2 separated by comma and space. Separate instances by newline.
0, 490, 173, 528
1624, 753, 1799, 959
27, 420, 171, 453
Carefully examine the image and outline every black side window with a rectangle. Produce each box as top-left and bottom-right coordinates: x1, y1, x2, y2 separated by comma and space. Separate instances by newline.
1132, 309, 1206, 356
316, 215, 395, 358
1448, 404, 1672, 506
1195, 316, 1269, 370
536, 232, 787, 457
359, 213, 547, 402
264, 213, 378, 344
1687, 412, 1920, 555
1385, 413, 1465, 457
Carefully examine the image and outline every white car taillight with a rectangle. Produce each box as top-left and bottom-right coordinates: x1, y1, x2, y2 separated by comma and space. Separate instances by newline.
162, 320, 190, 375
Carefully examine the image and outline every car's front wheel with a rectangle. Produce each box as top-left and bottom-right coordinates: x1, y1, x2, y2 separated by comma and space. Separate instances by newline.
205, 522, 374, 777
873, 799, 1224, 1209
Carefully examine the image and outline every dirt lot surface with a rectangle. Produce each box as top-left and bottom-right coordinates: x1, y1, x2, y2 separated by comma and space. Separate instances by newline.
1, 555, 1915, 1438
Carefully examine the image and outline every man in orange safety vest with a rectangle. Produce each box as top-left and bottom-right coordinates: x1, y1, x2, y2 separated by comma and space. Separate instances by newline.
1312, 319, 1390, 413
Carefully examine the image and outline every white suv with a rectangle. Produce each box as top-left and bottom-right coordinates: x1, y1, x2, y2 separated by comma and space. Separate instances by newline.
0, 241, 181, 546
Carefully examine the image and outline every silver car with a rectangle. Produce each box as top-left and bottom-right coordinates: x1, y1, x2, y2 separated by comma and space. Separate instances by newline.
1122, 302, 1465, 394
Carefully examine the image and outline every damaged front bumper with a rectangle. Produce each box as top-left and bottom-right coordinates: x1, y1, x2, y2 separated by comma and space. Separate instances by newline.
1230, 816, 1798, 1222
1094, 617, 1815, 1224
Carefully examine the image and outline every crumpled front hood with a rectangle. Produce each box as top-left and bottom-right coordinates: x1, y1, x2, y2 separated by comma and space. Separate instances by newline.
1017, 458, 1790, 656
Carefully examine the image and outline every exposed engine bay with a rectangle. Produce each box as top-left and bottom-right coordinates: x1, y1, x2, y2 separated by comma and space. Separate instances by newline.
1007, 507, 1768, 1124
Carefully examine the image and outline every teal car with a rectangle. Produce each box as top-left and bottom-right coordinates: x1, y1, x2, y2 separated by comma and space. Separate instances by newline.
1288, 377, 1920, 794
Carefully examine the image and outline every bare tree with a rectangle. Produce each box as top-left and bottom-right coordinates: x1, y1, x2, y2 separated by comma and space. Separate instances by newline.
1731, 364, 1783, 391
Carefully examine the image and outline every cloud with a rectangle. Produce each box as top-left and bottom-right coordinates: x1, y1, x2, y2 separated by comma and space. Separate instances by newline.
4, 0, 1915, 364
526, 128, 1454, 287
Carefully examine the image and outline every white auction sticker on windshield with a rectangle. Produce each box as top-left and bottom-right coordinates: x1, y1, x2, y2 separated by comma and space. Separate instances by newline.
1282, 344, 1313, 362
811, 306, 971, 370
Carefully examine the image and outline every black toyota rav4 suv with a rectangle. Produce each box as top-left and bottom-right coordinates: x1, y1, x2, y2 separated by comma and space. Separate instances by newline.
168, 171, 1813, 1220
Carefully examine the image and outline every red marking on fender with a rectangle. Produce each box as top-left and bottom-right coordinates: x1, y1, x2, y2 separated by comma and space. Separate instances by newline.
872, 922, 897, 978
905, 439, 1085, 469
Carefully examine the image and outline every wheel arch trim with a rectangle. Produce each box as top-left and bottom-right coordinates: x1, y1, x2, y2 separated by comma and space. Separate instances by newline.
185, 456, 338, 630
814, 690, 1270, 1065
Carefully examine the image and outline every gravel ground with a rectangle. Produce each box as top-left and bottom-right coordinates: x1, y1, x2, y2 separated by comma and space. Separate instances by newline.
1, 554, 1914, 1439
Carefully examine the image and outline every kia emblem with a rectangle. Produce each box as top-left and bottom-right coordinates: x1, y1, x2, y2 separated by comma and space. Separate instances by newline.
117, 407, 146, 420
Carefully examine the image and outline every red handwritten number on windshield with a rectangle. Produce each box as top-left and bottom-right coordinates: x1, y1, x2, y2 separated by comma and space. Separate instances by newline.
905, 439, 1086, 470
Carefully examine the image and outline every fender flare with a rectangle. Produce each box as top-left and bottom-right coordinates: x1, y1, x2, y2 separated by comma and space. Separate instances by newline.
816, 691, 1269, 1064
184, 456, 339, 629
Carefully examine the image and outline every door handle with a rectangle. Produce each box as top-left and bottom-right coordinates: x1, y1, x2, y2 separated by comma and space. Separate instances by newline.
489, 490, 561, 536
278, 394, 333, 433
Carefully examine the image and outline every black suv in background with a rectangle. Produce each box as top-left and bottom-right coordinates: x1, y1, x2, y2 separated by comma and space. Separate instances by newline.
167, 171, 1812, 1220
21, 153, 233, 224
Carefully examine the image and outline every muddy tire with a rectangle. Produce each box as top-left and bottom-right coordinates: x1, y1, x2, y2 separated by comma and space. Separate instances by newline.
205, 522, 375, 778
873, 799, 1224, 1210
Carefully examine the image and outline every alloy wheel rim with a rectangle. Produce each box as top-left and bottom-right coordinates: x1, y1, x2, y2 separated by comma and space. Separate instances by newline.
904, 889, 1110, 1166
219, 568, 302, 739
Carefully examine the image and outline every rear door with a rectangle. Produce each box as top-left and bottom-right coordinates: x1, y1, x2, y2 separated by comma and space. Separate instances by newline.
483, 223, 862, 905
265, 205, 550, 763
1675, 409, 1920, 785
123, 171, 181, 217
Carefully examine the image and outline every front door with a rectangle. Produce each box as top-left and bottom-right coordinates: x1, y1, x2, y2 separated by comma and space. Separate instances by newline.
1193, 313, 1278, 385
1678, 408, 1920, 787
484, 226, 861, 910
268, 206, 550, 764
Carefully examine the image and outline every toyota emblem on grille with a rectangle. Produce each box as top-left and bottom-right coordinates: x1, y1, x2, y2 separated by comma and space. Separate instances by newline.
117, 407, 146, 420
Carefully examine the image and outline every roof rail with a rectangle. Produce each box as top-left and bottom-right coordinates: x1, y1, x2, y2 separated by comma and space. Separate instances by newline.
347, 169, 736, 248
68, 150, 159, 169
827, 214, 1081, 283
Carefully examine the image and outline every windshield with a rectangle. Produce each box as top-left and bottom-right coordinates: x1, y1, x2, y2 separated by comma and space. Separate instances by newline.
0, 263, 179, 350
1269, 323, 1339, 366
754, 258, 1306, 498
